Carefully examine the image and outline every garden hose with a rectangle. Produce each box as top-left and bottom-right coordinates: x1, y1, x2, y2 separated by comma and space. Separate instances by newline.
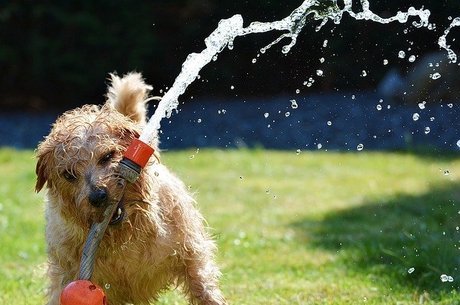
60, 138, 154, 305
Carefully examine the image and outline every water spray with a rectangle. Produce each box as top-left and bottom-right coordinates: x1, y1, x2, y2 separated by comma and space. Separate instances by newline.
59, 0, 458, 303
138, 0, 434, 147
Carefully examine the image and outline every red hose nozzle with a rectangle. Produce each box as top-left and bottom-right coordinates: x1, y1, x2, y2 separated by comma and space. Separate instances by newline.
119, 139, 154, 183
123, 138, 154, 168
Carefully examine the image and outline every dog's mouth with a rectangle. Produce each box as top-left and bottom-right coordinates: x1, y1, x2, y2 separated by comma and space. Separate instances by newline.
109, 198, 125, 225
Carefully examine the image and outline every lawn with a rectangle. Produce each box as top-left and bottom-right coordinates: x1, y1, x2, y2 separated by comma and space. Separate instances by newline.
0, 148, 459, 305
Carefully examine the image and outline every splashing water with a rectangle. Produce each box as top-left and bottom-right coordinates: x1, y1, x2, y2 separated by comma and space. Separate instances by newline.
438, 17, 460, 63
139, 0, 451, 146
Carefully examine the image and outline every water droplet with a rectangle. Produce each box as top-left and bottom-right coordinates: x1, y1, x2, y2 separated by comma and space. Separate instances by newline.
424, 127, 430, 134
290, 99, 298, 109
316, 69, 324, 77
295, 89, 300, 94
430, 116, 435, 122
317, 143, 322, 149
440, 274, 454, 282
418, 101, 426, 109
104, 283, 111, 290
361, 70, 367, 77
448, 103, 453, 108
357, 144, 364, 151
212, 55, 218, 61
398, 50, 406, 58
408, 55, 416, 62
412, 113, 420, 121
154, 171, 159, 177
296, 149, 301, 155
456, 140, 460, 148
430, 72, 441, 79
383, 59, 389, 65
197, 118, 202, 123
444, 170, 450, 176
239, 176, 244, 180
408, 267, 415, 274
18, 251, 28, 260
281, 45, 290, 54
264, 112, 269, 118
351, 95, 356, 100
230, 85, 235, 90
285, 112, 290, 117
252, 58, 257, 64
376, 104, 382, 110
319, 57, 325, 63
323, 39, 328, 47
189, 155, 195, 159
327, 121, 332, 126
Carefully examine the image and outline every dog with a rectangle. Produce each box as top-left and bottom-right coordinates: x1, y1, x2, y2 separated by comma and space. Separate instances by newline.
35, 73, 227, 305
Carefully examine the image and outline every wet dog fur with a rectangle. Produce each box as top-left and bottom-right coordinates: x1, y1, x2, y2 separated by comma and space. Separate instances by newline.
36, 73, 227, 305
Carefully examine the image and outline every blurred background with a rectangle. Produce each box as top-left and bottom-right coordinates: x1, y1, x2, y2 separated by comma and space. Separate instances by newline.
0, 0, 459, 150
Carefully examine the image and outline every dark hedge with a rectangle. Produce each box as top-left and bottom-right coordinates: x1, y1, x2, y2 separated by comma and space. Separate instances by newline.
0, 1, 458, 110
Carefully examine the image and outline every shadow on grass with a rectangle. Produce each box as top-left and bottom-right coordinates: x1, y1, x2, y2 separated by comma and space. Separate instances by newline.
291, 182, 460, 294
397, 148, 460, 162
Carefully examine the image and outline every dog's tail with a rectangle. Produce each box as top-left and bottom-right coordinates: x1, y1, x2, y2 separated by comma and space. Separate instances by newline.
107, 72, 155, 123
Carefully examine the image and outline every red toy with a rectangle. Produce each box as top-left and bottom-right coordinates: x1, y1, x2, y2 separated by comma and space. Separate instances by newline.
60, 280, 107, 305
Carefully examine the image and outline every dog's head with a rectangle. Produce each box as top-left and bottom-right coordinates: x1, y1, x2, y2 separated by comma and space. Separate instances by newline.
36, 73, 158, 228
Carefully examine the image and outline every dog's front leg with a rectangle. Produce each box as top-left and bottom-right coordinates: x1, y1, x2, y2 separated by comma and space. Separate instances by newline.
46, 257, 79, 305
183, 256, 227, 305
46, 264, 67, 305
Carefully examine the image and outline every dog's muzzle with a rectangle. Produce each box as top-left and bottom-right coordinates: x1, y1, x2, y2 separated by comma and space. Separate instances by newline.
88, 186, 108, 208
89, 186, 125, 225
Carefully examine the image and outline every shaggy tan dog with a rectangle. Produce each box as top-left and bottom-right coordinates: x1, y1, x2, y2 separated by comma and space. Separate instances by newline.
36, 73, 227, 305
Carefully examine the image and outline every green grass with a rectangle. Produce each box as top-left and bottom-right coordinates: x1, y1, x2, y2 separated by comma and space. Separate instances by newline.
1, 148, 460, 304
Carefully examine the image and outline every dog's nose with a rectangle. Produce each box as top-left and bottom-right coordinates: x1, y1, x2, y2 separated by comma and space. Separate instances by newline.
88, 186, 108, 207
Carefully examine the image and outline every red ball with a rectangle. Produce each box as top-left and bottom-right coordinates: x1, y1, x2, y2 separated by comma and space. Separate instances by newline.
60, 280, 107, 305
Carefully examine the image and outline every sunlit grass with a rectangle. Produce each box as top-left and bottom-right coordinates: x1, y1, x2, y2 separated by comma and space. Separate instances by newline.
0, 148, 47, 304
1, 148, 459, 304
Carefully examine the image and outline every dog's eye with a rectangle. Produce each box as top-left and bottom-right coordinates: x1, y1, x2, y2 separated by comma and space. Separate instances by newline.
62, 170, 77, 182
99, 151, 115, 165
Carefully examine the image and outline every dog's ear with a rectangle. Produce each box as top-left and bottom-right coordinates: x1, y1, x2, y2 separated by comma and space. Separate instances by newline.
106, 72, 153, 124
35, 144, 52, 192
